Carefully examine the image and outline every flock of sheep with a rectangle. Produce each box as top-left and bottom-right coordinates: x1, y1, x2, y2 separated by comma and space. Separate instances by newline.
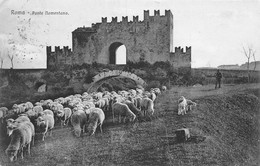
0, 85, 197, 163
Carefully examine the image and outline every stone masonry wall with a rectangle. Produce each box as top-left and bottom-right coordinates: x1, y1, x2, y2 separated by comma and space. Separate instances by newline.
72, 10, 173, 65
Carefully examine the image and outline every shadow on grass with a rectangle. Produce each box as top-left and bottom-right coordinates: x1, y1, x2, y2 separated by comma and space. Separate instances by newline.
161, 135, 206, 145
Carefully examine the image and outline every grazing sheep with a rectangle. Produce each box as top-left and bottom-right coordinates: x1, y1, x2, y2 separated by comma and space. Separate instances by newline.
82, 101, 95, 109
178, 96, 188, 115
70, 110, 88, 137
5, 121, 34, 162
36, 114, 55, 141
7, 120, 35, 146
140, 97, 155, 116
87, 108, 105, 136
132, 96, 142, 109
15, 115, 30, 124
6, 119, 15, 136
136, 88, 143, 95
38, 109, 54, 117
32, 106, 44, 116
149, 92, 157, 102
151, 88, 161, 96
0, 107, 8, 123
12, 104, 26, 114
24, 109, 38, 120
186, 99, 197, 111
56, 108, 72, 126
161, 86, 167, 91
94, 98, 109, 112
42, 99, 53, 110
34, 102, 43, 107
23, 102, 34, 111
123, 100, 142, 117
112, 102, 136, 123
93, 92, 103, 100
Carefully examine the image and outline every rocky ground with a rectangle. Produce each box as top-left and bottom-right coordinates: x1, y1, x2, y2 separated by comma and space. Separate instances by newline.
0, 83, 259, 166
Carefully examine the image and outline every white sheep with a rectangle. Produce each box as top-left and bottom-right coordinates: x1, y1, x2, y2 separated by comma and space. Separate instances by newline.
22, 102, 34, 111
70, 110, 88, 137
123, 100, 142, 117
178, 96, 188, 115
87, 108, 105, 136
38, 109, 54, 117
5, 121, 34, 162
112, 102, 136, 123
186, 99, 197, 111
36, 114, 55, 141
140, 97, 155, 116
12, 104, 26, 114
56, 107, 72, 126
0, 107, 8, 123
7, 118, 35, 146
161, 86, 167, 91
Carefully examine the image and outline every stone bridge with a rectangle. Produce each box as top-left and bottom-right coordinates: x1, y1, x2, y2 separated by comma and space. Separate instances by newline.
87, 70, 146, 92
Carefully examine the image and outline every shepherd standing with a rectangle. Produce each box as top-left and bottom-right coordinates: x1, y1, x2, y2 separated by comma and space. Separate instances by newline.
215, 69, 222, 89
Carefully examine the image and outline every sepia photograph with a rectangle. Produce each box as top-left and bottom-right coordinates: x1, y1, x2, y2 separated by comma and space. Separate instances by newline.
0, 0, 259, 165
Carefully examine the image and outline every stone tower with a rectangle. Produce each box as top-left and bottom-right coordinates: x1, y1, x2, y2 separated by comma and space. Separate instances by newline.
72, 10, 174, 65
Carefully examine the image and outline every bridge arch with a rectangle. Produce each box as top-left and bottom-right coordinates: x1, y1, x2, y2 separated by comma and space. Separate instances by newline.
87, 70, 146, 92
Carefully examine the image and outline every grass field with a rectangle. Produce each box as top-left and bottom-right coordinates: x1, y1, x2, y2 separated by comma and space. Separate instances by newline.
0, 83, 259, 166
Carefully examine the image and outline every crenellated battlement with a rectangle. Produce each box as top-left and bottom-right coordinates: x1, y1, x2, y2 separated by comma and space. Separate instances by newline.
72, 10, 173, 37
174, 46, 191, 54
94, 10, 172, 25
47, 46, 72, 56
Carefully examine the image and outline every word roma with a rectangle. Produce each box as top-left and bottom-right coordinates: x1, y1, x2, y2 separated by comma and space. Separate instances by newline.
11, 10, 25, 15
30, 11, 69, 15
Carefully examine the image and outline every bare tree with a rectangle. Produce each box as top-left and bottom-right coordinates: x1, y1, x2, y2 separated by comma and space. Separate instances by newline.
252, 50, 257, 71
7, 50, 14, 69
0, 55, 3, 69
242, 45, 256, 83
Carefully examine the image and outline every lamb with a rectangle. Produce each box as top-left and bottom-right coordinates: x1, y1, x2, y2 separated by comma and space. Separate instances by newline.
112, 102, 136, 123
178, 96, 188, 115
86, 108, 105, 136
5, 121, 34, 162
56, 107, 72, 127
140, 97, 155, 116
70, 110, 88, 137
36, 114, 55, 141
0, 107, 8, 123
186, 99, 197, 111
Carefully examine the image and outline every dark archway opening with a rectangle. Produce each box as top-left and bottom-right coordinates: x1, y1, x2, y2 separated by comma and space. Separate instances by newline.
109, 42, 126, 65
34, 82, 47, 92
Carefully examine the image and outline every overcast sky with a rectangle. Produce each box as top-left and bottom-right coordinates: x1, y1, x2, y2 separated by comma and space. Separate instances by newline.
0, 0, 259, 68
